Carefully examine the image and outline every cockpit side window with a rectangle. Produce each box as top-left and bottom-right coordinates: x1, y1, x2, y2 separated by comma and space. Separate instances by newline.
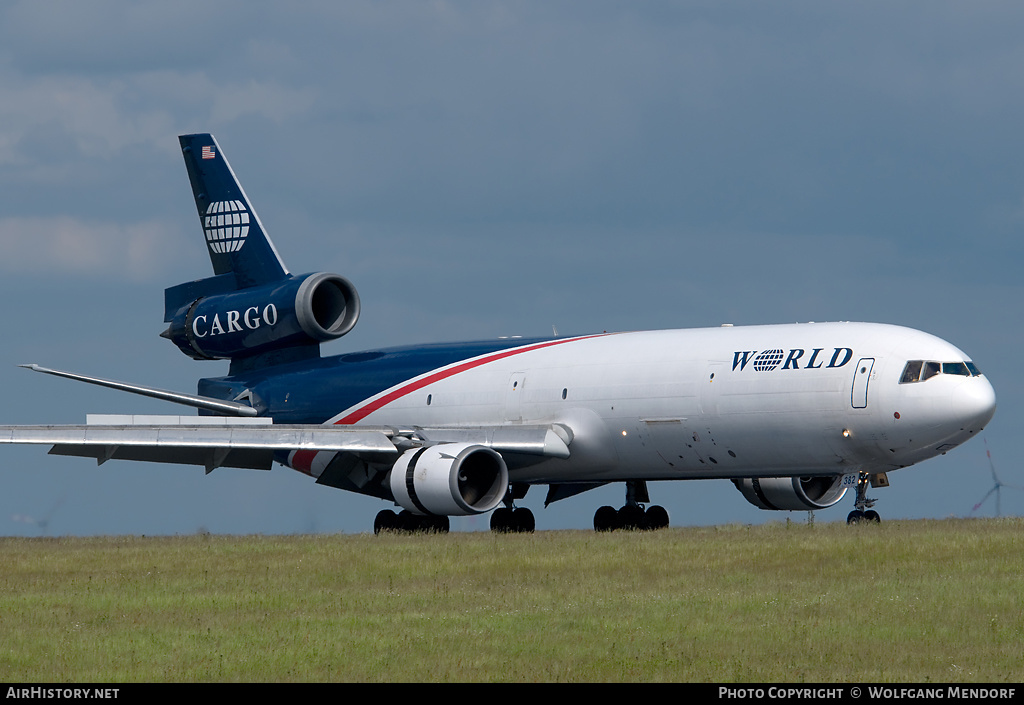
901, 359, 982, 383
900, 360, 923, 384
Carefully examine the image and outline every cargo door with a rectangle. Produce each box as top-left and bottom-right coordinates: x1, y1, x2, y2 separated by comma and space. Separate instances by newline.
851, 358, 875, 409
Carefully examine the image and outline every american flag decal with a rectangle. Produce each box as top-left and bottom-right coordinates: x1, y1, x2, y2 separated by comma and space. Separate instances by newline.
201, 145, 215, 160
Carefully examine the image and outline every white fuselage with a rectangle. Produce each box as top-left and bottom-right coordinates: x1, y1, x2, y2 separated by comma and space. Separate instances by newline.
327, 322, 996, 484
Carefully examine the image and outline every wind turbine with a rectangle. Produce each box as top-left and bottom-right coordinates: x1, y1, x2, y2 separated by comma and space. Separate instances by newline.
971, 440, 1024, 517
11, 494, 66, 535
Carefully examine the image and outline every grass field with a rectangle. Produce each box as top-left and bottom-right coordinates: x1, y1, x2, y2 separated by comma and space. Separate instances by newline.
1, 518, 1022, 682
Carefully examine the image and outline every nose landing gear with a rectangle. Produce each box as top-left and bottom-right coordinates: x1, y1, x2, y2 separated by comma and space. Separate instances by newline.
847, 471, 885, 524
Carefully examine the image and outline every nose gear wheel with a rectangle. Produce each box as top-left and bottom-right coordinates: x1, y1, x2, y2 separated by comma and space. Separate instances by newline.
847, 471, 881, 524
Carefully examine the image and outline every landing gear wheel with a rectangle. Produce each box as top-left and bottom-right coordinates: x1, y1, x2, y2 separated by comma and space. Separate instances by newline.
374, 509, 399, 534
594, 505, 617, 532
490, 484, 536, 534
848, 471, 881, 525
377, 510, 449, 534
491, 507, 513, 533
428, 515, 451, 533
593, 503, 671, 531
513, 507, 536, 533
491, 506, 535, 533
644, 505, 670, 530
617, 505, 645, 530
593, 480, 671, 532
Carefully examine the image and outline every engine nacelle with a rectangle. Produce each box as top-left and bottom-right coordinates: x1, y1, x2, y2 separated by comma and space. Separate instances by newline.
389, 443, 509, 517
164, 272, 359, 361
733, 476, 847, 511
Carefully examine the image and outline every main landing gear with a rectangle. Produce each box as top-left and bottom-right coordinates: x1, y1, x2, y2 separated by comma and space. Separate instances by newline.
593, 480, 670, 532
490, 506, 535, 533
847, 471, 882, 524
374, 509, 450, 534
491, 484, 536, 533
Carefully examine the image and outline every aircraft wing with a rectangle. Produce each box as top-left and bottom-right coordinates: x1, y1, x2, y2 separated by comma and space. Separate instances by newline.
0, 416, 398, 473
0, 415, 572, 474
409, 424, 571, 460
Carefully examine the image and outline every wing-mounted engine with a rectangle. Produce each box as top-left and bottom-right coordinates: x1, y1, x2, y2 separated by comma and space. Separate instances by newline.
733, 476, 847, 511
163, 271, 360, 363
389, 443, 509, 516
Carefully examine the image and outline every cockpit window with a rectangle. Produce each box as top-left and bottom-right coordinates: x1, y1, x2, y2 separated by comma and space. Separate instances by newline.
900, 360, 923, 384
900, 359, 984, 383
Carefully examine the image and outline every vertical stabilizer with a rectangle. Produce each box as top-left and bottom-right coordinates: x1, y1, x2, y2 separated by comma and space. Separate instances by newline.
179, 134, 289, 288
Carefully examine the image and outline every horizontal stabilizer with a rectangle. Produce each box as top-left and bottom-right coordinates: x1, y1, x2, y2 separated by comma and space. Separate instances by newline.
19, 364, 259, 417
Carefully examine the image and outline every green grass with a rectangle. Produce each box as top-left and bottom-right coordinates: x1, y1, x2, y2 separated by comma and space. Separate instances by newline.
2, 519, 1022, 682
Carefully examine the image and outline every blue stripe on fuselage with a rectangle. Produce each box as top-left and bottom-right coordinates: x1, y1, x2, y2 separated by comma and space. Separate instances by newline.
197, 337, 559, 424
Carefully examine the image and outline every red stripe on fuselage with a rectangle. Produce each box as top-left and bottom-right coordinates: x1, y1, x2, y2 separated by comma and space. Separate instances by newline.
289, 334, 608, 473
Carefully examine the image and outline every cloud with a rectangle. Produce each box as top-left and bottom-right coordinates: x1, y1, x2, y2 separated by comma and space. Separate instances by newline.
0, 73, 172, 167
0, 216, 187, 280
0, 68, 317, 168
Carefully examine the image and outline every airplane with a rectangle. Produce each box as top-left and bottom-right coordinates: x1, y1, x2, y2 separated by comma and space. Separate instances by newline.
0, 134, 997, 533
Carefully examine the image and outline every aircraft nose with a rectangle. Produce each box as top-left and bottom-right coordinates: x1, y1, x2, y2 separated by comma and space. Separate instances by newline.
952, 377, 996, 432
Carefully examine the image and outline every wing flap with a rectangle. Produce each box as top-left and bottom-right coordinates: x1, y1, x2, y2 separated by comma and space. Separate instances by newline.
0, 418, 398, 472
48, 444, 277, 471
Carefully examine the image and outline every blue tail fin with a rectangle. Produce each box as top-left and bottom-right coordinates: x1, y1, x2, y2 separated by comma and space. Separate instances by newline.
178, 134, 289, 288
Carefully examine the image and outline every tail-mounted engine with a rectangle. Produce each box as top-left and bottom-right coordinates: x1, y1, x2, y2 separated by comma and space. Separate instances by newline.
163, 272, 360, 362
733, 476, 847, 511
389, 443, 509, 516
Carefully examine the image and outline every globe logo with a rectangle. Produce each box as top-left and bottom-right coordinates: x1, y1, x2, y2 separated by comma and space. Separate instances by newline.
204, 200, 250, 254
752, 349, 785, 371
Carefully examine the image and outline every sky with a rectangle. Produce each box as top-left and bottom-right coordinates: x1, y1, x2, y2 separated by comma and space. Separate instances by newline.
1, 1, 1023, 536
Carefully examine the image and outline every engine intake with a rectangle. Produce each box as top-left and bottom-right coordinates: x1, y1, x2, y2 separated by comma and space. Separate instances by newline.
734, 476, 847, 511
294, 272, 361, 342
389, 443, 509, 516
164, 272, 360, 361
